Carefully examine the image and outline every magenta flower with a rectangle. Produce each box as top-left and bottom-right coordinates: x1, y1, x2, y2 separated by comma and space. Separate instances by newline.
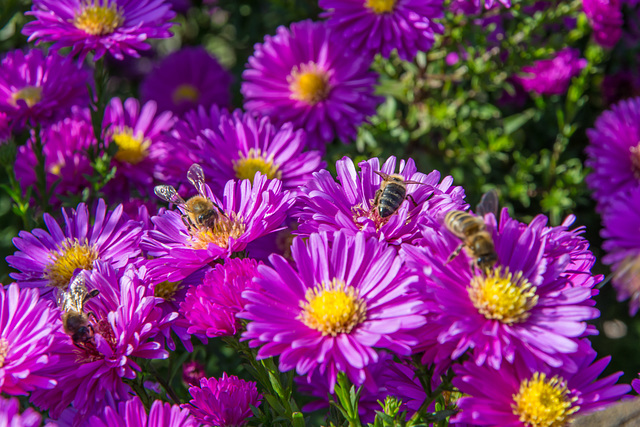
0, 396, 41, 427
181, 258, 261, 338
452, 340, 631, 425
141, 46, 232, 116
7, 199, 143, 296
319, 0, 443, 61
295, 156, 467, 247
516, 48, 587, 96
23, 0, 176, 61
241, 20, 383, 149
0, 49, 89, 131
183, 360, 206, 387
583, 0, 623, 48
240, 231, 427, 391
183, 373, 262, 427
89, 396, 198, 427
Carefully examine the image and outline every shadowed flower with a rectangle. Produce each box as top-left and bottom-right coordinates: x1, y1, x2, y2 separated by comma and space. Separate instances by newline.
183, 360, 206, 387
319, 0, 444, 61
23, 0, 176, 61
141, 46, 232, 116
515, 48, 587, 96
583, 0, 623, 48
0, 396, 41, 427
240, 231, 427, 392
241, 20, 383, 149
89, 396, 198, 427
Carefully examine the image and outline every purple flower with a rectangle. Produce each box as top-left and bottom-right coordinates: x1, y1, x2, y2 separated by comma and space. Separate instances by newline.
515, 48, 587, 96
583, 0, 623, 48
403, 209, 601, 372
29, 262, 175, 419
0, 49, 89, 131
452, 340, 631, 425
318, 0, 443, 62
142, 170, 293, 281
240, 231, 427, 391
0, 396, 41, 427
0, 284, 59, 395
586, 97, 640, 210
141, 46, 232, 116
183, 360, 206, 387
183, 373, 262, 427
89, 396, 198, 427
294, 156, 467, 247
181, 258, 261, 338
241, 20, 383, 149
7, 199, 143, 296
23, 0, 176, 62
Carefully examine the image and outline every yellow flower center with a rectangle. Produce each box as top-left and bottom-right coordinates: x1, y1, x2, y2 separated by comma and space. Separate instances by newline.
0, 338, 8, 368
171, 84, 200, 105
112, 127, 151, 165
512, 372, 579, 427
49, 162, 63, 176
288, 62, 330, 105
74, 0, 124, 36
468, 267, 538, 324
44, 240, 98, 290
366, 0, 397, 14
233, 149, 282, 182
10, 86, 42, 108
298, 278, 367, 336
154, 280, 182, 301
189, 213, 246, 250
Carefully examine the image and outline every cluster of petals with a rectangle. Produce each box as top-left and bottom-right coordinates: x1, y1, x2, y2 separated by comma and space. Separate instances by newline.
582, 0, 623, 48
89, 396, 198, 427
515, 48, 587, 96
0, 396, 41, 427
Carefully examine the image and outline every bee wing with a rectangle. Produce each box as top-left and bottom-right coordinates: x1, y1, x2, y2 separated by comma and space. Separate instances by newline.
154, 185, 186, 206
476, 189, 499, 217
187, 164, 208, 198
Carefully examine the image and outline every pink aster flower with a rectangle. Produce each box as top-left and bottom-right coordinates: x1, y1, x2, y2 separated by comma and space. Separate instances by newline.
23, 0, 176, 62
515, 48, 587, 96
0, 396, 41, 427
318, 0, 444, 61
240, 231, 427, 392
181, 258, 261, 338
0, 49, 89, 131
141, 46, 232, 116
29, 262, 175, 420
586, 96, 640, 210
403, 208, 601, 372
7, 199, 143, 296
583, 0, 623, 48
0, 284, 60, 395
142, 169, 293, 281
452, 340, 631, 425
89, 396, 198, 427
183, 373, 262, 427
294, 156, 467, 247
241, 20, 383, 149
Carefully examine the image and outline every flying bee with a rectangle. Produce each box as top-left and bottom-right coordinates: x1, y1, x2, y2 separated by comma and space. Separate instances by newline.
444, 189, 499, 271
372, 171, 426, 218
57, 274, 100, 347
154, 163, 225, 231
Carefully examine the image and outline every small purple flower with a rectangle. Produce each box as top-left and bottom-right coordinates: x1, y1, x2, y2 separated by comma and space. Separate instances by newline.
141, 46, 232, 116
583, 0, 623, 48
0, 284, 59, 395
181, 258, 261, 338
295, 156, 467, 247
515, 48, 587, 96
240, 231, 427, 392
0, 396, 41, 427
241, 20, 383, 149
23, 0, 176, 62
89, 396, 198, 427
183, 373, 262, 427
183, 360, 206, 387
0, 49, 89, 131
318, 0, 444, 61
452, 340, 631, 425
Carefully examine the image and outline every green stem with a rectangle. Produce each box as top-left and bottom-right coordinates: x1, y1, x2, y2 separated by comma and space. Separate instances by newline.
31, 126, 49, 214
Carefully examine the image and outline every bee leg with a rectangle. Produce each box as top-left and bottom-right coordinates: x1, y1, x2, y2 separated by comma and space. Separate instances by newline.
406, 194, 418, 207
446, 244, 464, 264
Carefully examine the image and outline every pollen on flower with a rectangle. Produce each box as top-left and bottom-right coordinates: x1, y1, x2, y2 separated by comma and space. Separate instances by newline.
629, 143, 640, 178
154, 280, 182, 301
352, 201, 392, 232
468, 267, 538, 324
233, 149, 282, 182
298, 278, 367, 336
171, 84, 200, 105
74, 319, 116, 364
189, 213, 246, 250
366, 0, 397, 14
512, 372, 579, 427
0, 338, 8, 368
44, 240, 98, 290
112, 127, 151, 165
73, 0, 124, 36
288, 62, 331, 105
10, 86, 42, 108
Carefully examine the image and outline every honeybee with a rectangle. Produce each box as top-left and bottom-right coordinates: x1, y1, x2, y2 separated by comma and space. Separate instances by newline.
57, 274, 100, 346
444, 189, 499, 271
373, 171, 426, 218
154, 163, 225, 231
